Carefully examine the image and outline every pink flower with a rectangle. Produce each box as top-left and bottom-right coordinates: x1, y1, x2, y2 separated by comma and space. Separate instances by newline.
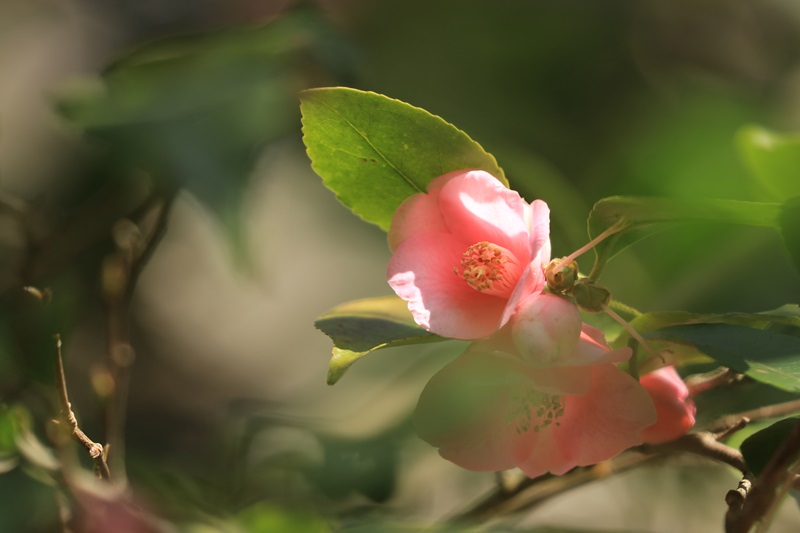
639, 366, 696, 444
413, 297, 657, 478
387, 169, 551, 340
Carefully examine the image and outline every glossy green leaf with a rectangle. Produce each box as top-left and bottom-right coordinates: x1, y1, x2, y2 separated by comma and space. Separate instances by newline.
737, 125, 800, 201
315, 296, 446, 385
617, 305, 800, 348
617, 306, 800, 368
586, 196, 782, 279
300, 87, 506, 231
740, 417, 800, 475
651, 324, 800, 393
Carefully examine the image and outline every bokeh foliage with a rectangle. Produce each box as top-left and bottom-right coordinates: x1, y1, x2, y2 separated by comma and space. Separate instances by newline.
1, 0, 800, 531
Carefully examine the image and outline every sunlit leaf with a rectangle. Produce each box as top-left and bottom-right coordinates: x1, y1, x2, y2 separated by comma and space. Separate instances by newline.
314, 296, 446, 385
737, 125, 800, 201
586, 196, 782, 279
300, 87, 506, 231
650, 324, 800, 393
740, 417, 800, 475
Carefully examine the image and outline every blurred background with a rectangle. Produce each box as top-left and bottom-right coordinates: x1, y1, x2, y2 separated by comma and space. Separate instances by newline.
1, 0, 800, 531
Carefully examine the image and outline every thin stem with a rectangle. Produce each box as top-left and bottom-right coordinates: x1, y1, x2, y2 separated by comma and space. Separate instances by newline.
103, 192, 175, 482
552, 220, 628, 275
685, 368, 741, 396
657, 431, 747, 473
735, 399, 800, 424
600, 303, 663, 363
54, 335, 110, 480
607, 299, 643, 321
124, 193, 176, 305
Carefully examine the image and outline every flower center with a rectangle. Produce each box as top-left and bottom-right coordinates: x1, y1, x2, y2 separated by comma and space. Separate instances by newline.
506, 389, 565, 435
455, 241, 522, 297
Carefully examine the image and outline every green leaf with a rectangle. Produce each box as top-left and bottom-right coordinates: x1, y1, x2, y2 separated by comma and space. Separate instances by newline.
234, 504, 329, 533
650, 324, 800, 393
314, 296, 446, 385
779, 197, 800, 273
740, 417, 800, 475
586, 196, 782, 279
737, 125, 800, 201
616, 306, 800, 367
0, 405, 21, 455
300, 87, 506, 231
56, 11, 345, 262
620, 306, 800, 346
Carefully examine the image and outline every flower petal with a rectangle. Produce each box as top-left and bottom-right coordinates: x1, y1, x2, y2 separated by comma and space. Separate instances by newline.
388, 231, 507, 339
511, 293, 582, 366
535, 365, 655, 474
566, 324, 633, 366
529, 199, 551, 264
438, 171, 532, 262
500, 261, 546, 328
640, 366, 696, 444
467, 339, 594, 395
387, 170, 463, 251
413, 351, 523, 471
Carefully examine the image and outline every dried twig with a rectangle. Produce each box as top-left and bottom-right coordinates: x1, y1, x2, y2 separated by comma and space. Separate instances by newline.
54, 335, 110, 481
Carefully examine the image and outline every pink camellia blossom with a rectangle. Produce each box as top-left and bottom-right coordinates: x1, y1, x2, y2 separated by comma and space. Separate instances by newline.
413, 299, 657, 478
387, 169, 551, 340
639, 366, 696, 444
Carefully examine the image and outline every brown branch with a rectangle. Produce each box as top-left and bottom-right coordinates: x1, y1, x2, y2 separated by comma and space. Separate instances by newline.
452, 394, 800, 525
103, 192, 175, 481
721, 399, 800, 428
653, 430, 747, 473
453, 424, 754, 523
123, 192, 176, 306
453, 452, 661, 522
54, 335, 110, 481
685, 367, 742, 396
725, 420, 800, 533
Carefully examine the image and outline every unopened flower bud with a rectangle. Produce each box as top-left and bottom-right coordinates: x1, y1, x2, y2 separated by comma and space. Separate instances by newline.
545, 258, 578, 293
511, 293, 581, 365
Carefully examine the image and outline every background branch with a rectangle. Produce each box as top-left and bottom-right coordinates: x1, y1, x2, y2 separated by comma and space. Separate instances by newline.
54, 335, 111, 481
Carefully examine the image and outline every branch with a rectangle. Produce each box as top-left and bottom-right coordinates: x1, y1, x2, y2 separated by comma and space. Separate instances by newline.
54, 335, 111, 481
123, 192, 177, 305
103, 192, 175, 481
685, 367, 742, 396
453, 452, 660, 522
725, 420, 800, 533
453, 421, 753, 523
